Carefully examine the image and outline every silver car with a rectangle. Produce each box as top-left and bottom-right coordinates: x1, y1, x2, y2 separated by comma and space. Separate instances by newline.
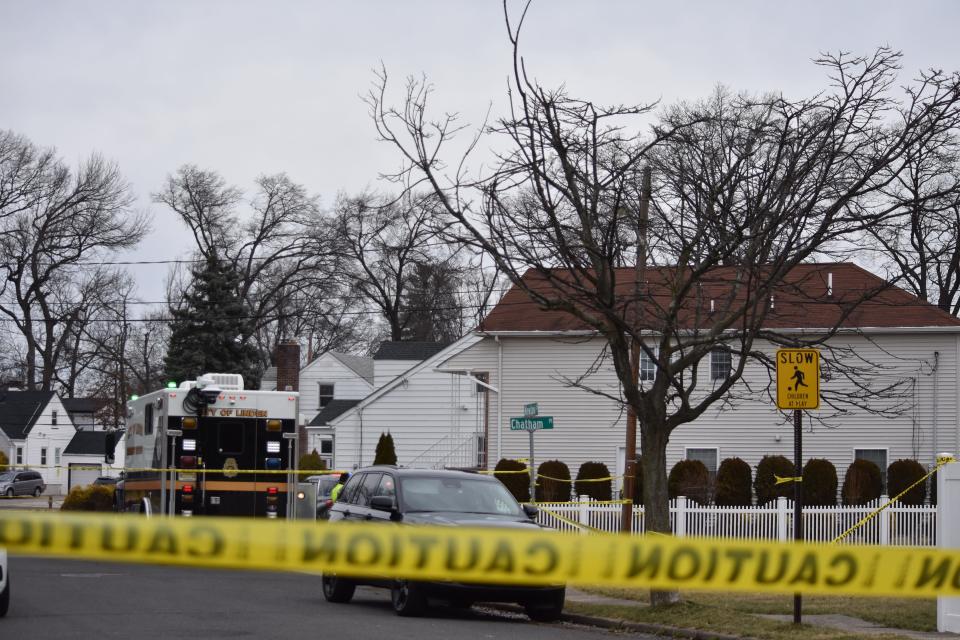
0, 470, 45, 497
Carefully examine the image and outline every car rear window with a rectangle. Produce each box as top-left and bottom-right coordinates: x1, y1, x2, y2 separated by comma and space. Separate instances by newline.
399, 476, 523, 516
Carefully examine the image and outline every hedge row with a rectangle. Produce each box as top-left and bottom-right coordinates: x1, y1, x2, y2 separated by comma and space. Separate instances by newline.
491, 456, 933, 506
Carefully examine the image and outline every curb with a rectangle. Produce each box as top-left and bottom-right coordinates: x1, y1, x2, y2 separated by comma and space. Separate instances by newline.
487, 603, 750, 640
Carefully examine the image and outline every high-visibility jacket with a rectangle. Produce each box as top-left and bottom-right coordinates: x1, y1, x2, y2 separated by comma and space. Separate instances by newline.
330, 482, 345, 502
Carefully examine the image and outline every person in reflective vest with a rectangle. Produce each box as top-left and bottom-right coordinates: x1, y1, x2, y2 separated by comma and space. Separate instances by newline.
330, 472, 349, 502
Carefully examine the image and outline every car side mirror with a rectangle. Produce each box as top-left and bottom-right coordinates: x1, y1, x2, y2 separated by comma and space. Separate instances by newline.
370, 495, 397, 513
522, 504, 539, 519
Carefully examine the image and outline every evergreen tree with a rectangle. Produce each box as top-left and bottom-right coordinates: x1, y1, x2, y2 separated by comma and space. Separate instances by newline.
373, 432, 397, 465
164, 257, 262, 387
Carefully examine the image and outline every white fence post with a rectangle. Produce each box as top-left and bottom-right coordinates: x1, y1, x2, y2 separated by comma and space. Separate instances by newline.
578, 495, 589, 531
776, 497, 789, 542
937, 453, 960, 632
879, 495, 890, 546
675, 496, 687, 537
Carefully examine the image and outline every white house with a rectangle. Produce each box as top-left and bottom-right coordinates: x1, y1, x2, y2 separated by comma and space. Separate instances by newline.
62, 429, 126, 491
263, 350, 374, 466
329, 337, 488, 470
437, 262, 960, 495
0, 391, 77, 494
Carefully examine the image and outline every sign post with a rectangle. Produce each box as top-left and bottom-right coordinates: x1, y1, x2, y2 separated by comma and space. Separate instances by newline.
511, 410, 553, 501
776, 348, 820, 625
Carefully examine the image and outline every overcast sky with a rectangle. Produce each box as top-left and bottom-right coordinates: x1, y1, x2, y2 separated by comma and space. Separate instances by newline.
2, 1, 959, 305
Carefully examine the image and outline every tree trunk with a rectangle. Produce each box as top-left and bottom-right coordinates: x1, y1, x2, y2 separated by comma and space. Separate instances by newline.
642, 424, 681, 606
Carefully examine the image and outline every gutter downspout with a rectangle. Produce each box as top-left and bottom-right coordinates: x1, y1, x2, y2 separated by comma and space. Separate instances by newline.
933, 351, 940, 465
497, 336, 503, 464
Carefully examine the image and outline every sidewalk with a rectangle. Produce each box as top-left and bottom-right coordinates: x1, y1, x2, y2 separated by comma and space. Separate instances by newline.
562, 589, 957, 640
0, 495, 64, 510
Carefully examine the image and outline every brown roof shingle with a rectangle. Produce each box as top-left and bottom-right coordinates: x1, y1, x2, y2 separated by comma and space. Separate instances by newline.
479, 263, 960, 333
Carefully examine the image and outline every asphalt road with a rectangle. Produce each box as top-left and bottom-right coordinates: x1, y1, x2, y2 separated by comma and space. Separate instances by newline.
3, 556, 649, 640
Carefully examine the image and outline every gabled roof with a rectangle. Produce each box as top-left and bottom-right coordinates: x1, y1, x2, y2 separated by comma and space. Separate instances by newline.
64, 430, 111, 455
0, 390, 55, 440
373, 341, 449, 361
260, 366, 277, 385
328, 352, 374, 385
479, 262, 960, 333
61, 397, 109, 414
328, 334, 483, 427
309, 399, 363, 426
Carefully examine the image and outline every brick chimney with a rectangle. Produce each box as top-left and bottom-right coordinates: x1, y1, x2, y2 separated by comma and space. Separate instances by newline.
274, 339, 305, 458
276, 339, 300, 392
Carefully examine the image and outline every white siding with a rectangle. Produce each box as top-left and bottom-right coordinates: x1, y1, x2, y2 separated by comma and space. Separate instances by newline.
333, 337, 487, 470
299, 354, 372, 414
374, 360, 415, 389
442, 333, 960, 490
21, 396, 76, 494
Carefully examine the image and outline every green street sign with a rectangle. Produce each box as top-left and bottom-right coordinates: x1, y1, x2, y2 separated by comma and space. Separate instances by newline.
510, 416, 554, 431
524, 402, 538, 417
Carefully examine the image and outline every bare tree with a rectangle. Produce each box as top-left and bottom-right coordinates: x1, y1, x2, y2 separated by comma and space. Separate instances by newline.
0, 131, 146, 390
866, 131, 960, 315
368, 1, 960, 605
331, 191, 456, 341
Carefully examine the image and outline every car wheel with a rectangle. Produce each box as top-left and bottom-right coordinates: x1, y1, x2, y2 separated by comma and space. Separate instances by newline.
391, 580, 427, 617
525, 589, 565, 622
0, 576, 9, 617
4, 489, 12, 497
321, 574, 355, 603
33, 487, 42, 497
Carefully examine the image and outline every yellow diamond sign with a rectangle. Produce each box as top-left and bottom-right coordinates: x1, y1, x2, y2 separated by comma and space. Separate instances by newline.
776, 349, 820, 410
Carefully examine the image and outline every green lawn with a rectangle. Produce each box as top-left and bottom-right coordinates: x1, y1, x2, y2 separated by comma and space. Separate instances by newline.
569, 588, 935, 640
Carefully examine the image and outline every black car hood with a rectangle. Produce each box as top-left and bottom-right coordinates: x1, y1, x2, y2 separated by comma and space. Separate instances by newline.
402, 511, 543, 529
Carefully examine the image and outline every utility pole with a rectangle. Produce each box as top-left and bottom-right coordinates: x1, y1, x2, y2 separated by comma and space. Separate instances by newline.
621, 166, 651, 533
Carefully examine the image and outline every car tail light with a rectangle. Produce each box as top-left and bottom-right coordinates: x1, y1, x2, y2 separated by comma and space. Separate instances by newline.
325, 499, 333, 508
181, 484, 194, 506
183, 484, 194, 494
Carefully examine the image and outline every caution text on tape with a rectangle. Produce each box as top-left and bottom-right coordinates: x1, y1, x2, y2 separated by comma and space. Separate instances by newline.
2, 511, 960, 598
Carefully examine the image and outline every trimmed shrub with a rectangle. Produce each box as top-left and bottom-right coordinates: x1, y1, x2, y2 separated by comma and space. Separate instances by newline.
299, 449, 327, 472
668, 459, 711, 505
754, 455, 795, 505
494, 458, 530, 503
61, 485, 115, 511
373, 432, 397, 465
536, 460, 571, 502
631, 457, 645, 505
842, 459, 883, 505
575, 461, 613, 501
715, 457, 752, 506
803, 458, 838, 506
887, 459, 927, 506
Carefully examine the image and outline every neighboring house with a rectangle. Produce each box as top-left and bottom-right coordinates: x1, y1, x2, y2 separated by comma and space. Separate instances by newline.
62, 397, 110, 431
62, 429, 126, 492
0, 391, 76, 494
263, 351, 375, 461
437, 263, 960, 495
330, 335, 488, 470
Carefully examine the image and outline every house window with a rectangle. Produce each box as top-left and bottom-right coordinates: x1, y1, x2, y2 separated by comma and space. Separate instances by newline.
855, 448, 888, 492
52, 410, 58, 426
55, 448, 61, 465
320, 439, 333, 455
16, 447, 23, 465
318, 383, 335, 408
710, 348, 731, 381
686, 447, 719, 480
640, 348, 657, 382
40, 448, 47, 466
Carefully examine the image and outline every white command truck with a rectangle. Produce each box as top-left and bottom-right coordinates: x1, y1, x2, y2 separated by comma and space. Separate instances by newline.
117, 373, 300, 518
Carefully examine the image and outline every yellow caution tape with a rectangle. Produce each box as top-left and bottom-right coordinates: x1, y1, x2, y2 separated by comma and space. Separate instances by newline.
832, 455, 954, 543
535, 506, 605, 533
774, 475, 803, 485
2, 511, 960, 598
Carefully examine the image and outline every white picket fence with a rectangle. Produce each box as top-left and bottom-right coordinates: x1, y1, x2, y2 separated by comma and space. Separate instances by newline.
535, 495, 937, 546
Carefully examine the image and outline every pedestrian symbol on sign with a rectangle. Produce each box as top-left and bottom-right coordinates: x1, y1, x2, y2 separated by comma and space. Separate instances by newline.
790, 367, 808, 391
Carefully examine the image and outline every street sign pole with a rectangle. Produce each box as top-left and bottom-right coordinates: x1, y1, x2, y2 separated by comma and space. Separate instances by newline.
793, 408, 803, 625
529, 430, 536, 502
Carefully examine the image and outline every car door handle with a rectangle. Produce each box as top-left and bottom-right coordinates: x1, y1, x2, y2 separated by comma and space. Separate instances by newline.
365, 514, 373, 520
343, 510, 352, 517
